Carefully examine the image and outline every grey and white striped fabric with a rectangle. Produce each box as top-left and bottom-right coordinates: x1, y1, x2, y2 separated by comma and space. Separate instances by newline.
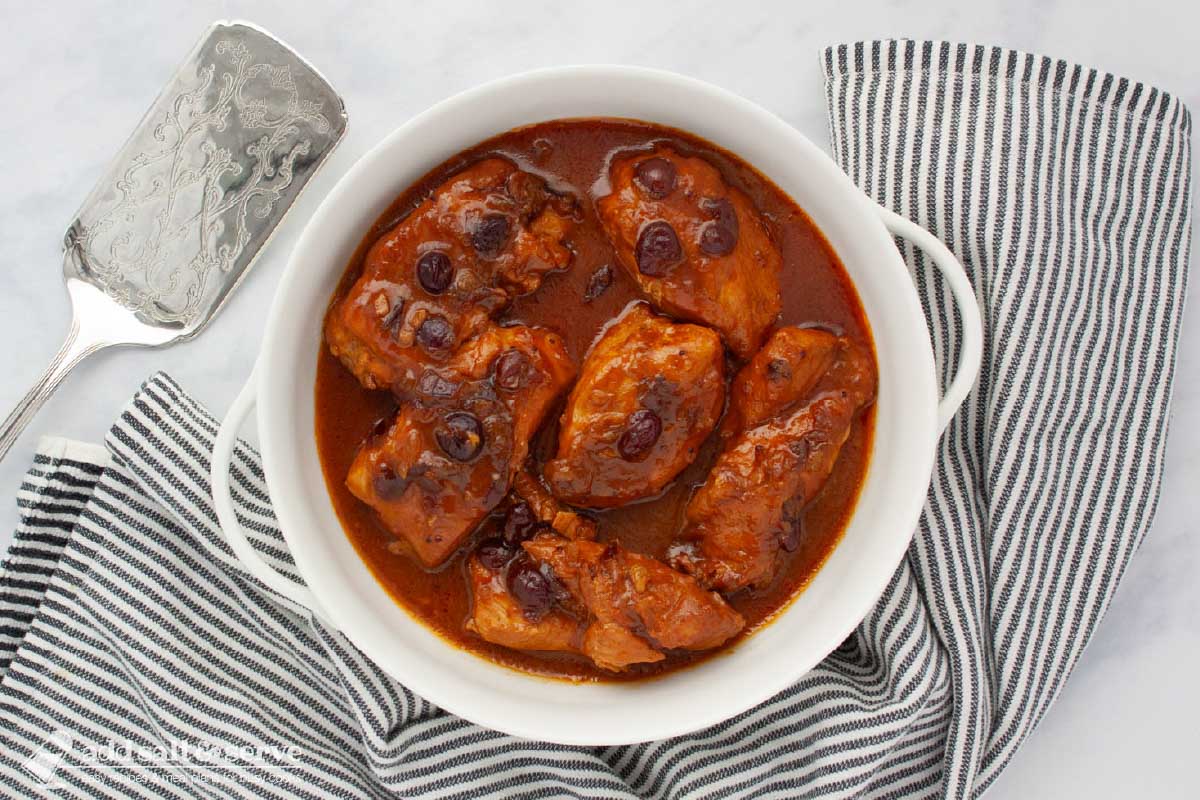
0, 40, 1191, 798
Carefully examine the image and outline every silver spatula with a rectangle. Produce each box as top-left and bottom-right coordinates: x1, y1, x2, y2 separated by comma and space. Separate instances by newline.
0, 20, 347, 461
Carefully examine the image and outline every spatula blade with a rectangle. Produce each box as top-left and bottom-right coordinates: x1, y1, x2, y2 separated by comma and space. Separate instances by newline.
63, 20, 347, 335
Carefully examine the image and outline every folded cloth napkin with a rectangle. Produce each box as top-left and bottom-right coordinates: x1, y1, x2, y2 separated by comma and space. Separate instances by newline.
0, 40, 1191, 799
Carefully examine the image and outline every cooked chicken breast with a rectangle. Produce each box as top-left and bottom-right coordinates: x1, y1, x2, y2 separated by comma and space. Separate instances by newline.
670, 331, 876, 592
596, 146, 782, 359
545, 302, 725, 508
345, 325, 574, 567
523, 534, 744, 671
327, 158, 577, 393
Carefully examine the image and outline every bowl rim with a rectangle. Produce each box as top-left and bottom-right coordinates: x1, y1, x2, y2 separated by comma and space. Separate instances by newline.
255, 64, 939, 745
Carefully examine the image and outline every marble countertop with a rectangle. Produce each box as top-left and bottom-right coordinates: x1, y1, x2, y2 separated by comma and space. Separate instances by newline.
1, 1, 1195, 796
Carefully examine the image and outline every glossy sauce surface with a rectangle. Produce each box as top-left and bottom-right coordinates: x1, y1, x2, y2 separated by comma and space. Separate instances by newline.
315, 119, 875, 681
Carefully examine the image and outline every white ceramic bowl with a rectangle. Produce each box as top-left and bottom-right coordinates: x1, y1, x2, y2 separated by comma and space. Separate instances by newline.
212, 66, 982, 746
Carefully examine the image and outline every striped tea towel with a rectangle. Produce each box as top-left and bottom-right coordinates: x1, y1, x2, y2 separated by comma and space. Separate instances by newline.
0, 40, 1191, 799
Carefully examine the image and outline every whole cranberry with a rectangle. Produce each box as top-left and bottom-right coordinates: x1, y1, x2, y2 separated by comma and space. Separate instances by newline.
635, 157, 677, 199
416, 251, 454, 294
416, 316, 454, 352
698, 197, 739, 256
635, 221, 683, 276
618, 409, 662, 461
435, 412, 485, 462
506, 557, 554, 621
493, 349, 532, 392
471, 214, 511, 257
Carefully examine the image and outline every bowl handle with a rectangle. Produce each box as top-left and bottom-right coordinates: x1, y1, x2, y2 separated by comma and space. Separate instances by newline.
212, 366, 330, 623
875, 204, 984, 435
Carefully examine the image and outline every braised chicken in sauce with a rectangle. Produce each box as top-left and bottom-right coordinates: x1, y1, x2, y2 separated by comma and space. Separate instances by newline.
465, 554, 582, 653
669, 330, 876, 592
721, 326, 842, 435
596, 145, 782, 359
345, 324, 574, 567
522, 534, 744, 671
327, 158, 577, 393
316, 119, 876, 681
545, 302, 725, 508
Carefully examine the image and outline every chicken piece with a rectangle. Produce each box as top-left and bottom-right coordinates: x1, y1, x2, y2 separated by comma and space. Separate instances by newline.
722, 326, 841, 435
326, 158, 577, 392
523, 535, 744, 672
432, 324, 577, 446
345, 325, 575, 567
670, 336, 876, 592
465, 556, 582, 652
544, 303, 725, 508
596, 146, 782, 359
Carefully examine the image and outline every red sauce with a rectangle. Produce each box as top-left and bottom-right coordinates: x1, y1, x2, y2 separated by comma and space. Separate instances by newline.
315, 119, 875, 681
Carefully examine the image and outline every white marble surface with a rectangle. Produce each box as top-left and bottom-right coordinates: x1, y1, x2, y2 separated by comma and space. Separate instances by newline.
0, 1, 1195, 796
